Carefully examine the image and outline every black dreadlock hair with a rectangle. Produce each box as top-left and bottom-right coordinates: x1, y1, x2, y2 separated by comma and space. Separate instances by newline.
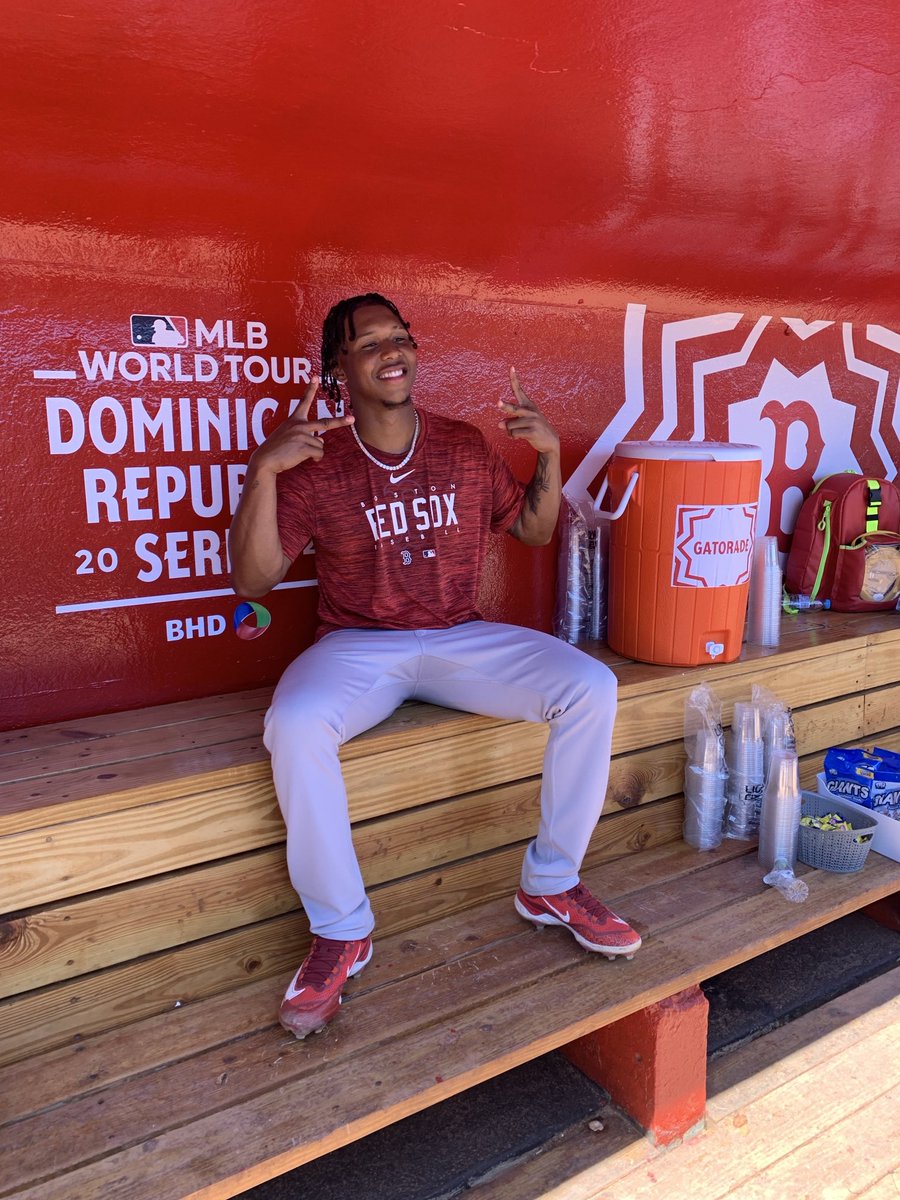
320, 293, 417, 404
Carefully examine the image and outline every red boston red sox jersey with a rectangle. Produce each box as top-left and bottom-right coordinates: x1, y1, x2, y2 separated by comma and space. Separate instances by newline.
276, 408, 526, 637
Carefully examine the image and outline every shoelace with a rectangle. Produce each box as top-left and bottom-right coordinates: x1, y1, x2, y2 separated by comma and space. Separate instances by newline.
566, 884, 616, 923
298, 937, 358, 990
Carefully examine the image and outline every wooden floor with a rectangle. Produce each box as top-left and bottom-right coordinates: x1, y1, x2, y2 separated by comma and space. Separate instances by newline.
471, 964, 900, 1200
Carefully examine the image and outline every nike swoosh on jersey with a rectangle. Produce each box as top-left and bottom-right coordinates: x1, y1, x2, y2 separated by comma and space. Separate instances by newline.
389, 469, 415, 483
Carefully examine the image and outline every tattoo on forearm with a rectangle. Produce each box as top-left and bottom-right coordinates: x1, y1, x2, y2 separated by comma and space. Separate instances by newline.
525, 453, 551, 516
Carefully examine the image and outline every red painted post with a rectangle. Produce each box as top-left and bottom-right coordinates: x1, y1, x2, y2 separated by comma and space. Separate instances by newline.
863, 892, 900, 933
562, 985, 709, 1146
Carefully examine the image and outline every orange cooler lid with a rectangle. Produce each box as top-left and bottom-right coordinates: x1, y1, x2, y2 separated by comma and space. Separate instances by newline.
613, 440, 763, 462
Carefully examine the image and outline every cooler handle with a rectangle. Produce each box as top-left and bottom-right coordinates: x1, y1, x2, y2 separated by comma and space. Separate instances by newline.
593, 471, 639, 520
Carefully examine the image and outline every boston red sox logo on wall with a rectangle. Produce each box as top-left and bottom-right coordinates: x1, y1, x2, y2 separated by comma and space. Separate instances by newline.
566, 304, 900, 552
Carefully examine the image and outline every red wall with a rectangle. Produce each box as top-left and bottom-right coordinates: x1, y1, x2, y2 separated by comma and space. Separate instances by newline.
3, 1, 900, 727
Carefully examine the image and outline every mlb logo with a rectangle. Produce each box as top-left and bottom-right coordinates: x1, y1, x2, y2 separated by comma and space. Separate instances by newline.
131, 314, 188, 347
423, 549, 437, 559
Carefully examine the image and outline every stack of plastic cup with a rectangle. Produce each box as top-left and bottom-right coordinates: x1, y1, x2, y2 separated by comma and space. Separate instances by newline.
758, 749, 802, 872
763, 705, 796, 783
725, 701, 765, 838
746, 536, 782, 647
683, 727, 728, 850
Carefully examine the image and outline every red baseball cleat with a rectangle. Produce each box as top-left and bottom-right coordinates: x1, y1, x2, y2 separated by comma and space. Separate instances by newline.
514, 883, 642, 959
279, 935, 373, 1039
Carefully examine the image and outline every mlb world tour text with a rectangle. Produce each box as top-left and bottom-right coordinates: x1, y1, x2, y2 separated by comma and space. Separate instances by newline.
44, 319, 311, 587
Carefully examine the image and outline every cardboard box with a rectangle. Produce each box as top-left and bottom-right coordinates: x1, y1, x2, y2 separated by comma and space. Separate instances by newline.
817, 772, 900, 863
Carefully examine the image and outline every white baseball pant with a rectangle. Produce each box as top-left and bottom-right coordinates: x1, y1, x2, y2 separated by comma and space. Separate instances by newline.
263, 620, 618, 940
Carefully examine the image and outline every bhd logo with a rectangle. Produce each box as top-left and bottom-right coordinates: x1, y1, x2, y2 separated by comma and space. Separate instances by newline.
131, 314, 188, 347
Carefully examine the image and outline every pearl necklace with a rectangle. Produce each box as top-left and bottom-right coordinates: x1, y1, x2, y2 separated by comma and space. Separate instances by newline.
351, 410, 420, 471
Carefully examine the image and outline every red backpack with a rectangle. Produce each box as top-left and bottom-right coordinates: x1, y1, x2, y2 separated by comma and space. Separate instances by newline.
784, 472, 900, 611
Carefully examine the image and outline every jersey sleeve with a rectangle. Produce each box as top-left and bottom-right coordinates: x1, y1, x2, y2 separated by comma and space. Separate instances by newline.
275, 467, 316, 561
484, 437, 527, 533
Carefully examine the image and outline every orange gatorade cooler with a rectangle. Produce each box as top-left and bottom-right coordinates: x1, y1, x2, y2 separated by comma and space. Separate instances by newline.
597, 441, 763, 666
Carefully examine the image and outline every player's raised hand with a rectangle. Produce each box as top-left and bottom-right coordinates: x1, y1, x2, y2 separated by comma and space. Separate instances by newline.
250, 376, 355, 475
497, 367, 559, 456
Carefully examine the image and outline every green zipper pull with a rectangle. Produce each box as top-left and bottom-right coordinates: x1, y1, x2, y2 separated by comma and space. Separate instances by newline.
811, 499, 832, 599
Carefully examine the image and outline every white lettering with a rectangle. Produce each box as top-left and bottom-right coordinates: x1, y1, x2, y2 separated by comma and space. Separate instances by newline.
149, 352, 172, 382
251, 398, 278, 444
46, 397, 85, 454
164, 531, 191, 578
195, 319, 224, 348
121, 466, 153, 520
156, 466, 187, 520
246, 321, 267, 349
192, 529, 224, 576
195, 353, 218, 381
88, 397, 128, 454
118, 352, 149, 382
131, 397, 175, 453
84, 469, 119, 523
78, 349, 116, 381
389, 501, 408, 535
166, 613, 227, 640
197, 398, 231, 452
189, 464, 223, 518
412, 496, 429, 530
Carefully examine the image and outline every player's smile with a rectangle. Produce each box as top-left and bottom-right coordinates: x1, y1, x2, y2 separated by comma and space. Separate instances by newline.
335, 304, 418, 407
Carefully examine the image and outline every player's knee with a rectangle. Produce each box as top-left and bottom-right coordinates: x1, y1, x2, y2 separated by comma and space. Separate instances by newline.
577, 657, 618, 711
264, 687, 337, 750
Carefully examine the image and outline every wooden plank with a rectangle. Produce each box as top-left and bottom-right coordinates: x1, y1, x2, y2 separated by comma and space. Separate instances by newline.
866, 624, 900, 689
547, 1038, 900, 1200
612, 647, 867, 755
0, 840, 752, 1120
0, 848, 292, 999
2, 615, 884, 837
477, 970, 900, 1199
0, 778, 542, 997
855, 1174, 900, 1200
724, 1085, 899, 1200
342, 721, 547, 821
0, 702, 526, 837
0, 853, 773, 1194
864, 685, 900, 738
0, 712, 855, 998
706, 965, 900, 1119
1, 849, 777, 1195
0, 730, 550, 912
467, 1108, 649, 1200
0, 783, 284, 912
0, 710, 267, 786
0, 688, 272, 758
0, 800, 685, 1066
6, 852, 899, 1200
598, 610, 879, 702
0, 738, 272, 836
0, 715, 545, 842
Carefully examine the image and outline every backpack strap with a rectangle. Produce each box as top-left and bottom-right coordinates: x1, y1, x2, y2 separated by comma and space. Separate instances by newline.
866, 480, 882, 533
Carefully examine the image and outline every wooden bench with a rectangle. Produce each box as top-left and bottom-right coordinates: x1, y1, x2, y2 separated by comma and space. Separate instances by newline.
2, 610, 899, 1199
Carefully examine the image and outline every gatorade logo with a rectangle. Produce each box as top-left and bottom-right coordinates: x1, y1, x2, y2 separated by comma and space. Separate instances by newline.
672, 504, 757, 588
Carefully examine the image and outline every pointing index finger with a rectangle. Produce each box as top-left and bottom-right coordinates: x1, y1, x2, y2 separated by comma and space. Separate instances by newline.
290, 375, 321, 423
508, 366, 535, 410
